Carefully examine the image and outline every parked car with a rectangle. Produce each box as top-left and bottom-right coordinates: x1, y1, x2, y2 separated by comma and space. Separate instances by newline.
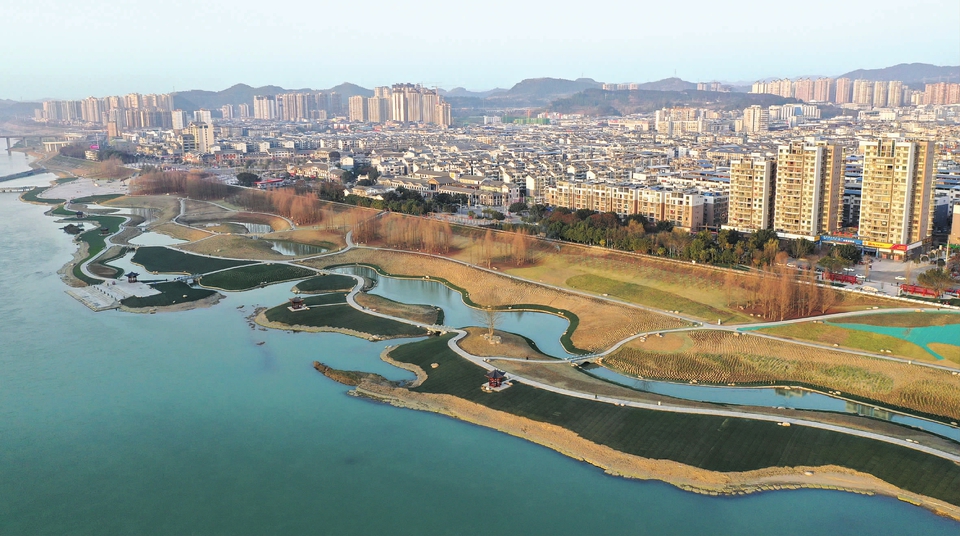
895, 276, 906, 281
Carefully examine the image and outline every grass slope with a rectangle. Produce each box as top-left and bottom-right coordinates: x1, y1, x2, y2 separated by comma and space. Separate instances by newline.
566, 273, 741, 323
72, 194, 124, 204
839, 313, 960, 328
132, 246, 253, 274
294, 274, 357, 293
201, 264, 314, 291
265, 301, 424, 337
120, 282, 216, 308
20, 187, 64, 205
759, 322, 936, 361
389, 335, 960, 507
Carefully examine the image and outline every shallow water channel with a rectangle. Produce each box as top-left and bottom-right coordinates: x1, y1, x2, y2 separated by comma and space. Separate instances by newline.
265, 240, 327, 256
585, 365, 960, 442
332, 265, 575, 358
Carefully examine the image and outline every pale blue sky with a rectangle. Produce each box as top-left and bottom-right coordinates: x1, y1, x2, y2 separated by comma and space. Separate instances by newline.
2, 0, 958, 99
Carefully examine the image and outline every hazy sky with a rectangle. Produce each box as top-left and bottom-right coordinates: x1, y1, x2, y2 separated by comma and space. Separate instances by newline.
2, 0, 958, 99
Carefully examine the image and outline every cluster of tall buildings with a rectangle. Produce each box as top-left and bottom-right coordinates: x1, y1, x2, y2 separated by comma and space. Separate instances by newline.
347, 84, 452, 127
35, 93, 174, 130
724, 138, 935, 250
250, 92, 343, 121
751, 77, 960, 107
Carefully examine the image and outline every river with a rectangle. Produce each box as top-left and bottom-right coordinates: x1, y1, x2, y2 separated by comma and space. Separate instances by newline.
1, 152, 957, 534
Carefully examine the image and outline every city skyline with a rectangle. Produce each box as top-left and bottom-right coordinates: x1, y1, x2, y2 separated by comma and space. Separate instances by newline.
2, 0, 958, 99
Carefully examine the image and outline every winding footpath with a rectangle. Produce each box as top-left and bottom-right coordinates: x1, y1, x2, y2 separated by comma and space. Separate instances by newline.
54, 198, 960, 463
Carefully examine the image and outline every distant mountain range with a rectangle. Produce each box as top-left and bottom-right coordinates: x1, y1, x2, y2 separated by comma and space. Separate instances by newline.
837, 63, 958, 86
0, 99, 40, 121
172, 83, 373, 111
4, 62, 956, 118
549, 88, 800, 117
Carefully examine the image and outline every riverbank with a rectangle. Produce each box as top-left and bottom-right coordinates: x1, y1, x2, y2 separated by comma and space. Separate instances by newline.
254, 309, 414, 341
341, 368, 960, 522
120, 292, 224, 314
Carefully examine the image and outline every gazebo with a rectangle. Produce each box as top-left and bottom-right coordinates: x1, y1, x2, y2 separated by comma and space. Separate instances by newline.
485, 369, 507, 388
289, 296, 307, 310
99, 227, 110, 236
125, 272, 140, 283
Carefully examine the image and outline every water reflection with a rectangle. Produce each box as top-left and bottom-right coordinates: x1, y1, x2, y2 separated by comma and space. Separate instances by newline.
333, 265, 574, 358
266, 240, 327, 256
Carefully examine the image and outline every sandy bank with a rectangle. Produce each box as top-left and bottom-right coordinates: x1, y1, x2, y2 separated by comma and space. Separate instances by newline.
254, 310, 402, 341
347, 377, 960, 521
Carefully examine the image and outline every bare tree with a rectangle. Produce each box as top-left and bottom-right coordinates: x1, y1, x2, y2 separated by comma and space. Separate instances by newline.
472, 306, 502, 338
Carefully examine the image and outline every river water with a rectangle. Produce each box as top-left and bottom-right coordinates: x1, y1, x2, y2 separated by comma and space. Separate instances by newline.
1, 152, 958, 534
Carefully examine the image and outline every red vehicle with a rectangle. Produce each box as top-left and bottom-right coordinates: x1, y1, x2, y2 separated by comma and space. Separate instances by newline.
899, 284, 940, 298
824, 272, 858, 284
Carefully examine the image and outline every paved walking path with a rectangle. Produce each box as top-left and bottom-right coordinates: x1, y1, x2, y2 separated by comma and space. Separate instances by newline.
52, 198, 960, 461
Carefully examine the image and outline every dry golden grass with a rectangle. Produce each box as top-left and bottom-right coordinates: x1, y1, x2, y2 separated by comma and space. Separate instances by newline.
183, 199, 231, 216
354, 293, 439, 325
104, 195, 180, 225
928, 343, 960, 365
263, 228, 347, 250
459, 327, 552, 360
179, 210, 292, 232
177, 235, 287, 260
151, 222, 212, 242
306, 248, 686, 352
603, 330, 960, 421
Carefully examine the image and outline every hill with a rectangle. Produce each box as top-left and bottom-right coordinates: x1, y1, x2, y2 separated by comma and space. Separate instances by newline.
0, 99, 41, 121
838, 63, 958, 86
172, 82, 373, 111
549, 88, 796, 116
636, 77, 698, 92
478, 78, 602, 106
440, 87, 507, 98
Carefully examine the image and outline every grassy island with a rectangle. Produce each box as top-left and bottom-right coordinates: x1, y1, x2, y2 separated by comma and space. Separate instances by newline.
120, 281, 217, 309
131, 246, 253, 274
384, 335, 960, 508
293, 274, 357, 293
261, 298, 426, 339
200, 264, 315, 291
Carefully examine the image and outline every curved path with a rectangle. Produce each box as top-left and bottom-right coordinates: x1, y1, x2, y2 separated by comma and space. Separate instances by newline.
323, 271, 960, 464
52, 195, 960, 463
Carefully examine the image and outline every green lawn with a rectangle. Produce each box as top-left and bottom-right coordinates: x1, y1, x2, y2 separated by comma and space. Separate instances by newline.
200, 264, 315, 291
294, 274, 357, 293
71, 194, 124, 204
132, 246, 253, 274
265, 301, 424, 337
566, 274, 750, 324
120, 282, 217, 308
758, 323, 936, 361
839, 312, 960, 328
69, 215, 128, 285
20, 187, 63, 205
388, 335, 960, 507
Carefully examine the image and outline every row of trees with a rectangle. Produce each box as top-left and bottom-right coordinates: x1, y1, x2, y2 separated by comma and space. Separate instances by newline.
230, 189, 327, 226
132, 170, 231, 200
335, 187, 468, 215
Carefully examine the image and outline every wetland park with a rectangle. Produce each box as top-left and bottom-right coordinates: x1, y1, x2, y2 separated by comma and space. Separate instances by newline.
3, 152, 960, 534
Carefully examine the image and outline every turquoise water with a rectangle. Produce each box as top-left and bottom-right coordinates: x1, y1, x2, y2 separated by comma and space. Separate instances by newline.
827, 321, 960, 361
2, 165, 959, 533
585, 366, 960, 442
334, 265, 574, 357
